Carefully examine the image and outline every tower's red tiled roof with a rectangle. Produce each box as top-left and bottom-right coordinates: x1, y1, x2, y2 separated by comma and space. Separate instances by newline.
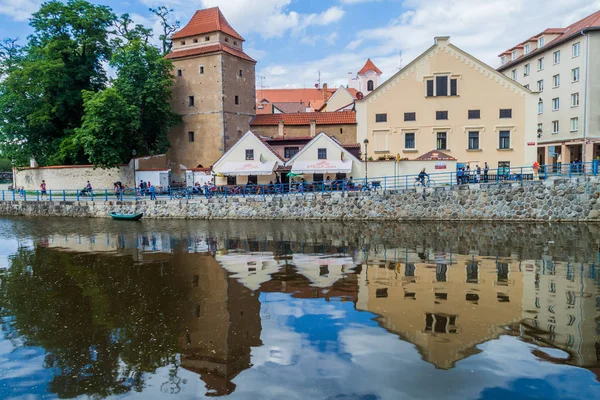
171, 7, 243, 41
251, 111, 356, 126
165, 43, 256, 63
358, 58, 382, 75
498, 10, 600, 70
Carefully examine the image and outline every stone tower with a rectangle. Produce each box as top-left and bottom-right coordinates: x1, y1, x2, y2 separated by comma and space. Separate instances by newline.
348, 58, 382, 94
166, 7, 256, 177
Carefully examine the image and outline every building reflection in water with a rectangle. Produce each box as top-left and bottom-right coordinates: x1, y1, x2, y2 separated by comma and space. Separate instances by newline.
23, 227, 600, 396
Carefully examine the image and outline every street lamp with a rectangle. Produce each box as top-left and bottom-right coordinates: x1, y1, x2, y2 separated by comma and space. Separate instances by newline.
363, 138, 369, 185
132, 149, 137, 192
537, 128, 542, 139
11, 159, 15, 191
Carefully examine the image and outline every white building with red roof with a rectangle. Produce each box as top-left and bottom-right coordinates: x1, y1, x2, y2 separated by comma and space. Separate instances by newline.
348, 58, 383, 95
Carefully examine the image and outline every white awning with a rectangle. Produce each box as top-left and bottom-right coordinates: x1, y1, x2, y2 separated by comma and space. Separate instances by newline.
291, 159, 353, 174
217, 161, 277, 176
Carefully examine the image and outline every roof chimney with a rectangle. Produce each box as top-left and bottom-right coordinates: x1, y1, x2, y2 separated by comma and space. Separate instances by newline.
322, 83, 328, 103
278, 120, 284, 137
310, 120, 316, 137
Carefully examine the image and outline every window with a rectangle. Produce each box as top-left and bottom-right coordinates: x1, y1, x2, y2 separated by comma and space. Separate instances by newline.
199, 65, 204, 74
524, 63, 530, 76
234, 40, 238, 46
553, 50, 560, 64
225, 37, 229, 42
511, 69, 517, 80
525, 43, 530, 54
552, 97, 559, 111
235, 95, 239, 105
245, 149, 254, 160
177, 69, 182, 77
501, 56, 506, 65
450, 78, 457, 96
553, 74, 560, 88
468, 131, 479, 150
426, 80, 434, 97
181, 40, 185, 45
436, 110, 448, 120
188, 96, 195, 107
538, 37, 545, 47
404, 112, 416, 121
436, 132, 447, 150
498, 161, 510, 174
499, 109, 512, 118
499, 130, 510, 149
284, 147, 299, 159
537, 79, 544, 91
318, 148, 327, 160
367, 80, 374, 91
468, 109, 480, 119
570, 117, 579, 132
511, 50, 517, 60
436, 76, 448, 96
552, 120, 559, 133
188, 131, 194, 142
572, 42, 580, 57
239, 69, 243, 77
405, 133, 415, 149
572, 67, 580, 82
538, 100, 543, 114
375, 113, 387, 122
537, 57, 544, 70
205, 36, 210, 41
193, 38, 198, 43
571, 92, 579, 107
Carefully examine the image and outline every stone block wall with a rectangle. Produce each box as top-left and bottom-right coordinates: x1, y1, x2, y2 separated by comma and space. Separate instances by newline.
1, 176, 600, 222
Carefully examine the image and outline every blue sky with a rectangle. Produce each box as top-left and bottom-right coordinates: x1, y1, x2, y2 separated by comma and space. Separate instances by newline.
1, 0, 599, 88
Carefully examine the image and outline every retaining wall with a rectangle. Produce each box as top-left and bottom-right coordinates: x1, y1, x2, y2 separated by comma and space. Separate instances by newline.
1, 177, 600, 221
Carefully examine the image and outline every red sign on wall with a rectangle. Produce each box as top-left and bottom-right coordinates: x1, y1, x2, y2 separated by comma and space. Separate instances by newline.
527, 142, 536, 146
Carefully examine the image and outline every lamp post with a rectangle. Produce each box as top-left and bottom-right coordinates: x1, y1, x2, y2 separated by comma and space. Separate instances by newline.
132, 149, 137, 192
363, 138, 369, 185
11, 159, 15, 191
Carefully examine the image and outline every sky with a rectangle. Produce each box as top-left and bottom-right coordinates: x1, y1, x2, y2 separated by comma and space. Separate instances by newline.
0, 0, 599, 90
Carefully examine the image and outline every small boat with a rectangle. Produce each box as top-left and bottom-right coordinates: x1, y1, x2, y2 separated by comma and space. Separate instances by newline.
110, 212, 143, 221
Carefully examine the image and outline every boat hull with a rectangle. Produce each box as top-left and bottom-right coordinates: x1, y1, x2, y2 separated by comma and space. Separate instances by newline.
110, 212, 143, 221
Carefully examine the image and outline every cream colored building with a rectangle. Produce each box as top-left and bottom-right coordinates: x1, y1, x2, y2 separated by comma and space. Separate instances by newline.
318, 86, 356, 112
498, 11, 600, 165
165, 8, 256, 177
355, 37, 538, 172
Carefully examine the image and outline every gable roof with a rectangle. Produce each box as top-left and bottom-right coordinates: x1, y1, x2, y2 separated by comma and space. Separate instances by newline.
498, 10, 600, 71
165, 43, 255, 62
271, 102, 306, 114
415, 150, 456, 161
251, 111, 356, 126
358, 58, 382, 75
171, 7, 243, 40
285, 132, 362, 166
359, 37, 533, 102
318, 85, 357, 111
213, 131, 284, 170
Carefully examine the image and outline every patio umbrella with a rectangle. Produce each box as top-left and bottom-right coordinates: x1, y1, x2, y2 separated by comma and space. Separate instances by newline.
286, 172, 303, 177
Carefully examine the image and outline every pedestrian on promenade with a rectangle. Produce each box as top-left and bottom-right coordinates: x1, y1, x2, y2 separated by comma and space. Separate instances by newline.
149, 183, 156, 200
533, 160, 540, 180
484, 162, 489, 183
457, 168, 463, 185
476, 165, 481, 183
40, 180, 47, 199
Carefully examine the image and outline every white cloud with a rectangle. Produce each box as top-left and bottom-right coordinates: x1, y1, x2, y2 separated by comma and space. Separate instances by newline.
345, 39, 363, 50
0, 0, 43, 21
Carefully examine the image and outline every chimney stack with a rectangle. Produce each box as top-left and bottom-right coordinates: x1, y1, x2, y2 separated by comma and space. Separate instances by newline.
278, 120, 284, 137
310, 120, 316, 137
322, 83, 328, 103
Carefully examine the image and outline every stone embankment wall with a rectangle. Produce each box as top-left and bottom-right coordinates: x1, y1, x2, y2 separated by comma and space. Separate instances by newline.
1, 177, 600, 221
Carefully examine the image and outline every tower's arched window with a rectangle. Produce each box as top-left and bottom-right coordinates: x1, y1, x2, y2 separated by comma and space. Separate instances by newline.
367, 80, 374, 91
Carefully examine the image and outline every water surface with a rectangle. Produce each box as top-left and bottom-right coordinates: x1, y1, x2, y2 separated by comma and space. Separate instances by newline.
0, 217, 599, 399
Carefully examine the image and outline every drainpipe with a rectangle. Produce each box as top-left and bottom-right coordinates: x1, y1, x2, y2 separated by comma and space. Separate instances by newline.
581, 30, 589, 164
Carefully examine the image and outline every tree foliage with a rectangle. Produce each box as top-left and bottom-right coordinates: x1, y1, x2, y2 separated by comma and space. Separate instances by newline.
0, 1, 180, 168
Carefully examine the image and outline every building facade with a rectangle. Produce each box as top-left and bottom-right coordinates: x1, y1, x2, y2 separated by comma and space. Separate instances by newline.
355, 37, 538, 171
165, 7, 256, 176
498, 11, 600, 166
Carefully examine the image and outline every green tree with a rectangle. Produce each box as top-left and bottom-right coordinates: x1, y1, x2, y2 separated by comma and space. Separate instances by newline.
0, 158, 11, 172
150, 6, 180, 55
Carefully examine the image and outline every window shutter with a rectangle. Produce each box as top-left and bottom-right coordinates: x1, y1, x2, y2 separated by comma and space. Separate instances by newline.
450, 79, 457, 96
426, 80, 433, 97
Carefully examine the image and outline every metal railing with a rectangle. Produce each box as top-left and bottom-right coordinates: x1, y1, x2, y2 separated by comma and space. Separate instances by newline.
3, 161, 599, 202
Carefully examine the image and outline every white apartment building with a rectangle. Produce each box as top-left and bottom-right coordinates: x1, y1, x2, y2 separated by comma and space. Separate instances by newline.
498, 11, 600, 166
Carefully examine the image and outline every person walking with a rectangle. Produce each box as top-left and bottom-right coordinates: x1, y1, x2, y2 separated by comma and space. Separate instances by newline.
533, 160, 540, 180
86, 180, 93, 196
457, 168, 463, 185
149, 182, 156, 200
484, 162, 489, 183
476, 165, 481, 183
40, 180, 47, 199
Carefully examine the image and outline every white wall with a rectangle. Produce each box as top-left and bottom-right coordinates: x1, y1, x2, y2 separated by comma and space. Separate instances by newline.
15, 164, 133, 191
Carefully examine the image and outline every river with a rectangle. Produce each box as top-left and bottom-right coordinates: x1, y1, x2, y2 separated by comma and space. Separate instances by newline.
0, 217, 598, 399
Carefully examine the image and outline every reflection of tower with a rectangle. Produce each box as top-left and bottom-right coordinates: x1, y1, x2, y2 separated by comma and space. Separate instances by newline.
176, 253, 262, 396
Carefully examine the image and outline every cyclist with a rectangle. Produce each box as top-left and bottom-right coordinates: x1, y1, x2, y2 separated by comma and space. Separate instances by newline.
417, 168, 428, 186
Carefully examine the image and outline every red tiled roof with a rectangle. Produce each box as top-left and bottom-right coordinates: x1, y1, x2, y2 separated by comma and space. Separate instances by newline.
415, 150, 456, 161
250, 132, 286, 162
251, 111, 356, 126
499, 10, 600, 70
165, 43, 256, 63
272, 102, 307, 114
171, 7, 243, 40
256, 88, 336, 110
358, 58, 382, 75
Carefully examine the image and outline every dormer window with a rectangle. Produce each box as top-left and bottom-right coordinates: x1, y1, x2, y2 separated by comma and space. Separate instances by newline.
538, 37, 545, 47
193, 38, 198, 43
205, 36, 210, 41
524, 43, 530, 54
511, 50, 516, 60
234, 41, 238, 46
501, 56, 506, 65
181, 40, 185, 45
225, 37, 229, 42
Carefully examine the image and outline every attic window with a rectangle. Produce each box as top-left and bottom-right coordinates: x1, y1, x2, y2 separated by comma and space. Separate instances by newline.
225, 37, 229, 42
193, 38, 198, 43
234, 40, 238, 46
181, 40, 185, 45
177, 69, 182, 77
205, 36, 210, 41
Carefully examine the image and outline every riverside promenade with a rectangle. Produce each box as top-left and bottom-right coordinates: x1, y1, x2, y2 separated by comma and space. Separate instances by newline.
1, 175, 600, 222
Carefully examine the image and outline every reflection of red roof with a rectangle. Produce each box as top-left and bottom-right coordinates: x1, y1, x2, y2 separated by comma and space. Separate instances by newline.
171, 7, 243, 40
165, 43, 255, 63
251, 111, 356, 126
358, 58, 382, 75
415, 150, 456, 161
499, 10, 600, 70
